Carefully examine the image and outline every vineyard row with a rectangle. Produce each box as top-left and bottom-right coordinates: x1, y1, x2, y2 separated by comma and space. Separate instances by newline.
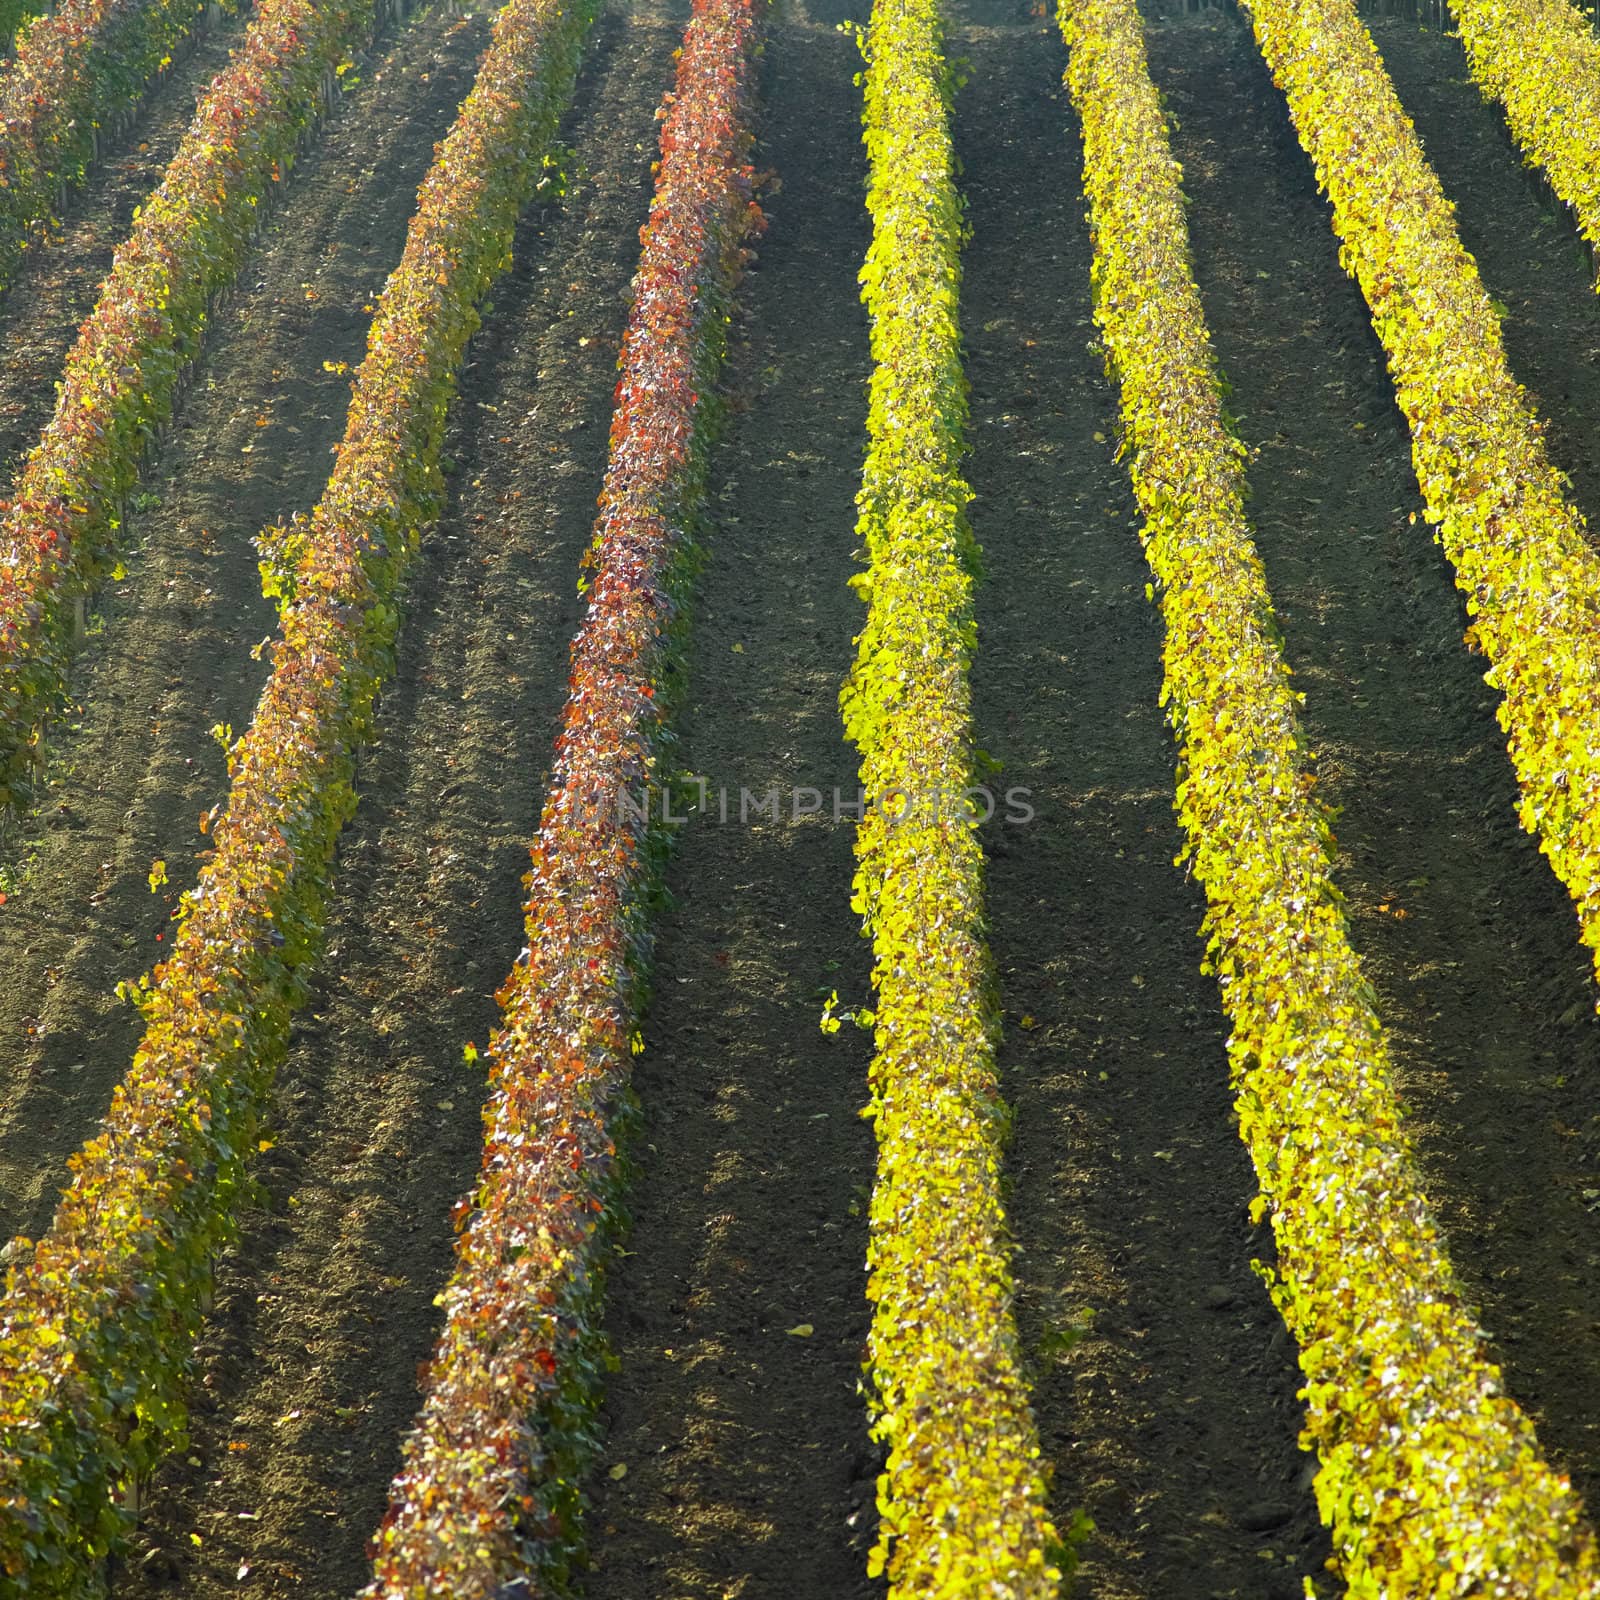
842, 0, 1065, 1589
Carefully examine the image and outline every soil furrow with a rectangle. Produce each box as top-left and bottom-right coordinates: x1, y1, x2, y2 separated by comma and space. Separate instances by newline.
956, 6, 1330, 1598
0, 9, 248, 481
120, 10, 683, 1592
0, 3, 487, 1248
582, 6, 879, 1595
1153, 3, 1600, 1521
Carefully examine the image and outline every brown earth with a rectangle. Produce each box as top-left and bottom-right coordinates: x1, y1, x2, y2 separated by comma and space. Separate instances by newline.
0, 0, 1598, 1597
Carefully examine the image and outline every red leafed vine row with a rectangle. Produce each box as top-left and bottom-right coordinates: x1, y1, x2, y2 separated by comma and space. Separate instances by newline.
0, 0, 395, 813
0, 0, 592, 1588
361, 0, 762, 1590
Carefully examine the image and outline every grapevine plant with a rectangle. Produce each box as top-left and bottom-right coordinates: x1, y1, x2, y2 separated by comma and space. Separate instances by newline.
1448, 0, 1600, 267
0, 0, 410, 812
1245, 0, 1600, 1009
0, 0, 214, 293
842, 0, 1066, 1591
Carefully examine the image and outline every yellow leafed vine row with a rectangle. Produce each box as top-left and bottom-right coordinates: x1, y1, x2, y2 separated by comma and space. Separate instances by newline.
841, 0, 1069, 1591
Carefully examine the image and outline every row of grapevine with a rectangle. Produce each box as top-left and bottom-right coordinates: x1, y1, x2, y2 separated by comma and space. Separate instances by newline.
1243, 0, 1600, 1007
0, 0, 209, 292
0, 0, 412, 813
1447, 0, 1600, 260
841, 0, 1063, 1591
0, 0, 595, 1585
1062, 0, 1600, 1592
362, 0, 761, 1587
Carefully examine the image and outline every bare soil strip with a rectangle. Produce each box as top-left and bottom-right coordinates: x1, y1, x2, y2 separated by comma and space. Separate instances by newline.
121, 9, 686, 1592
0, 5, 485, 1250
1154, 0, 1600, 1522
